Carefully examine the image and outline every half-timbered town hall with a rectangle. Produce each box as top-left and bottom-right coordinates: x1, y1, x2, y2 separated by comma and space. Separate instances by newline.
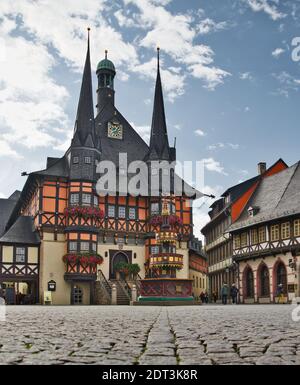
0, 32, 207, 305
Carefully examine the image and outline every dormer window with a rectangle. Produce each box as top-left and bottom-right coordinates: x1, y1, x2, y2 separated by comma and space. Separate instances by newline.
248, 206, 260, 217
224, 194, 230, 204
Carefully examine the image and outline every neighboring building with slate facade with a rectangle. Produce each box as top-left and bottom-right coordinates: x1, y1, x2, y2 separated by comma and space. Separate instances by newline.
0, 32, 206, 305
201, 159, 289, 301
229, 162, 300, 303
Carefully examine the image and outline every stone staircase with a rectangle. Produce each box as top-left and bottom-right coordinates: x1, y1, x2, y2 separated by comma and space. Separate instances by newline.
110, 279, 131, 305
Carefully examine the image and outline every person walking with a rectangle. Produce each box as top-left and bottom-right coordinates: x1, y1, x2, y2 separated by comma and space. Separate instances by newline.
204, 292, 209, 304
276, 284, 284, 304
200, 291, 205, 304
212, 291, 218, 303
221, 283, 229, 305
230, 284, 239, 304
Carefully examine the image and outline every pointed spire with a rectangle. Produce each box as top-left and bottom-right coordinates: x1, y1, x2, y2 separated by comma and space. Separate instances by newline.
148, 47, 170, 160
72, 28, 95, 148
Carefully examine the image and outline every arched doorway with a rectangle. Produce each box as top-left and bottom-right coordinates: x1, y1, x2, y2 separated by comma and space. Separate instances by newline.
258, 264, 270, 297
274, 261, 287, 294
244, 266, 254, 299
111, 252, 129, 279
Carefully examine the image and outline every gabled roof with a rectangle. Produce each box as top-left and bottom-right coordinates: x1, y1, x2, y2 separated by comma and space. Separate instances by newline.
0, 216, 40, 244
95, 106, 149, 165
229, 162, 300, 231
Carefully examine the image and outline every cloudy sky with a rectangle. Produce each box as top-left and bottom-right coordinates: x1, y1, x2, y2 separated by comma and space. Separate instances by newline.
0, 0, 300, 239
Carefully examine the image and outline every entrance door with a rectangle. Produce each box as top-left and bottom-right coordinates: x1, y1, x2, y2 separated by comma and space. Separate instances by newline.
72, 286, 83, 304
111, 253, 128, 279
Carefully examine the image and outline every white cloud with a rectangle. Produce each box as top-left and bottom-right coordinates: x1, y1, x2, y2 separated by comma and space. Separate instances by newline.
197, 18, 232, 35
133, 57, 185, 102
193, 184, 224, 240
272, 47, 285, 58
130, 122, 151, 143
239, 72, 253, 81
272, 71, 300, 97
208, 143, 240, 151
124, 0, 230, 91
194, 129, 206, 137
201, 158, 228, 175
245, 0, 287, 21
0, 192, 6, 199
0, 139, 22, 159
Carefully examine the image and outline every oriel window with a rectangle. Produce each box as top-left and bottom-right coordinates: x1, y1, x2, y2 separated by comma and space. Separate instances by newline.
69, 242, 77, 252
80, 242, 90, 252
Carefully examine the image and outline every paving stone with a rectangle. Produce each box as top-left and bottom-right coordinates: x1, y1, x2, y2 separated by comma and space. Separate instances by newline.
0, 304, 299, 365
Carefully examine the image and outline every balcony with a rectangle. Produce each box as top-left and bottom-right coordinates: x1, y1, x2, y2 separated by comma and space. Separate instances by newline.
149, 253, 184, 270
156, 231, 178, 244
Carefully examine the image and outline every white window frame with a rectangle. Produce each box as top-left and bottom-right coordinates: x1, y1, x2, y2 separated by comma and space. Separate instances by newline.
108, 205, 115, 218
82, 193, 91, 206
80, 242, 90, 252
73, 156, 79, 164
69, 242, 77, 252
151, 246, 159, 255
15, 247, 26, 263
118, 206, 126, 219
151, 202, 159, 215
129, 207, 136, 220
84, 156, 91, 164
70, 193, 79, 206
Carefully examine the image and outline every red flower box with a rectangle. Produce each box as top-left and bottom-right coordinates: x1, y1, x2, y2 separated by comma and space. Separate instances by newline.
63, 253, 103, 265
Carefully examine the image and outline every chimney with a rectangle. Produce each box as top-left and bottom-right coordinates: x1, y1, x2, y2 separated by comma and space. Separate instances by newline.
258, 162, 267, 175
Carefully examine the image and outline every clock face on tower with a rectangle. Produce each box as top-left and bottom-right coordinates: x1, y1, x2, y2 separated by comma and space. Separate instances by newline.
107, 121, 123, 140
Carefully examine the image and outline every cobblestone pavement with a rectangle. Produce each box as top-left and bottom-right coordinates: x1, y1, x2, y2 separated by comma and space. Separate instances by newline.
0, 305, 300, 365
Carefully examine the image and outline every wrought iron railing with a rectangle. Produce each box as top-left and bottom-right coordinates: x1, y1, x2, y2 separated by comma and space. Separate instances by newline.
98, 269, 112, 296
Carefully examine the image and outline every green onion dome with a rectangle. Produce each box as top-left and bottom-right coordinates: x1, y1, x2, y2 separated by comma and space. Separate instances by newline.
97, 54, 116, 73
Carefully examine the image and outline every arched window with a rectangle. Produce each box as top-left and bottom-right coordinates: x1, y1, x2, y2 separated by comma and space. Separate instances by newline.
244, 267, 254, 298
275, 262, 287, 294
259, 264, 270, 297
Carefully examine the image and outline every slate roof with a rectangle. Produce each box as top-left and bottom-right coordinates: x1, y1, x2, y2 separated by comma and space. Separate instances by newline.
229, 162, 300, 232
0, 216, 40, 244
31, 156, 69, 178
0, 195, 20, 237
72, 30, 98, 149
148, 49, 171, 161
95, 105, 150, 165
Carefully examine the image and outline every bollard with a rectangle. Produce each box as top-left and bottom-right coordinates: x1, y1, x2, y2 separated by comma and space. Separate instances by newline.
111, 283, 117, 305
131, 284, 137, 303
